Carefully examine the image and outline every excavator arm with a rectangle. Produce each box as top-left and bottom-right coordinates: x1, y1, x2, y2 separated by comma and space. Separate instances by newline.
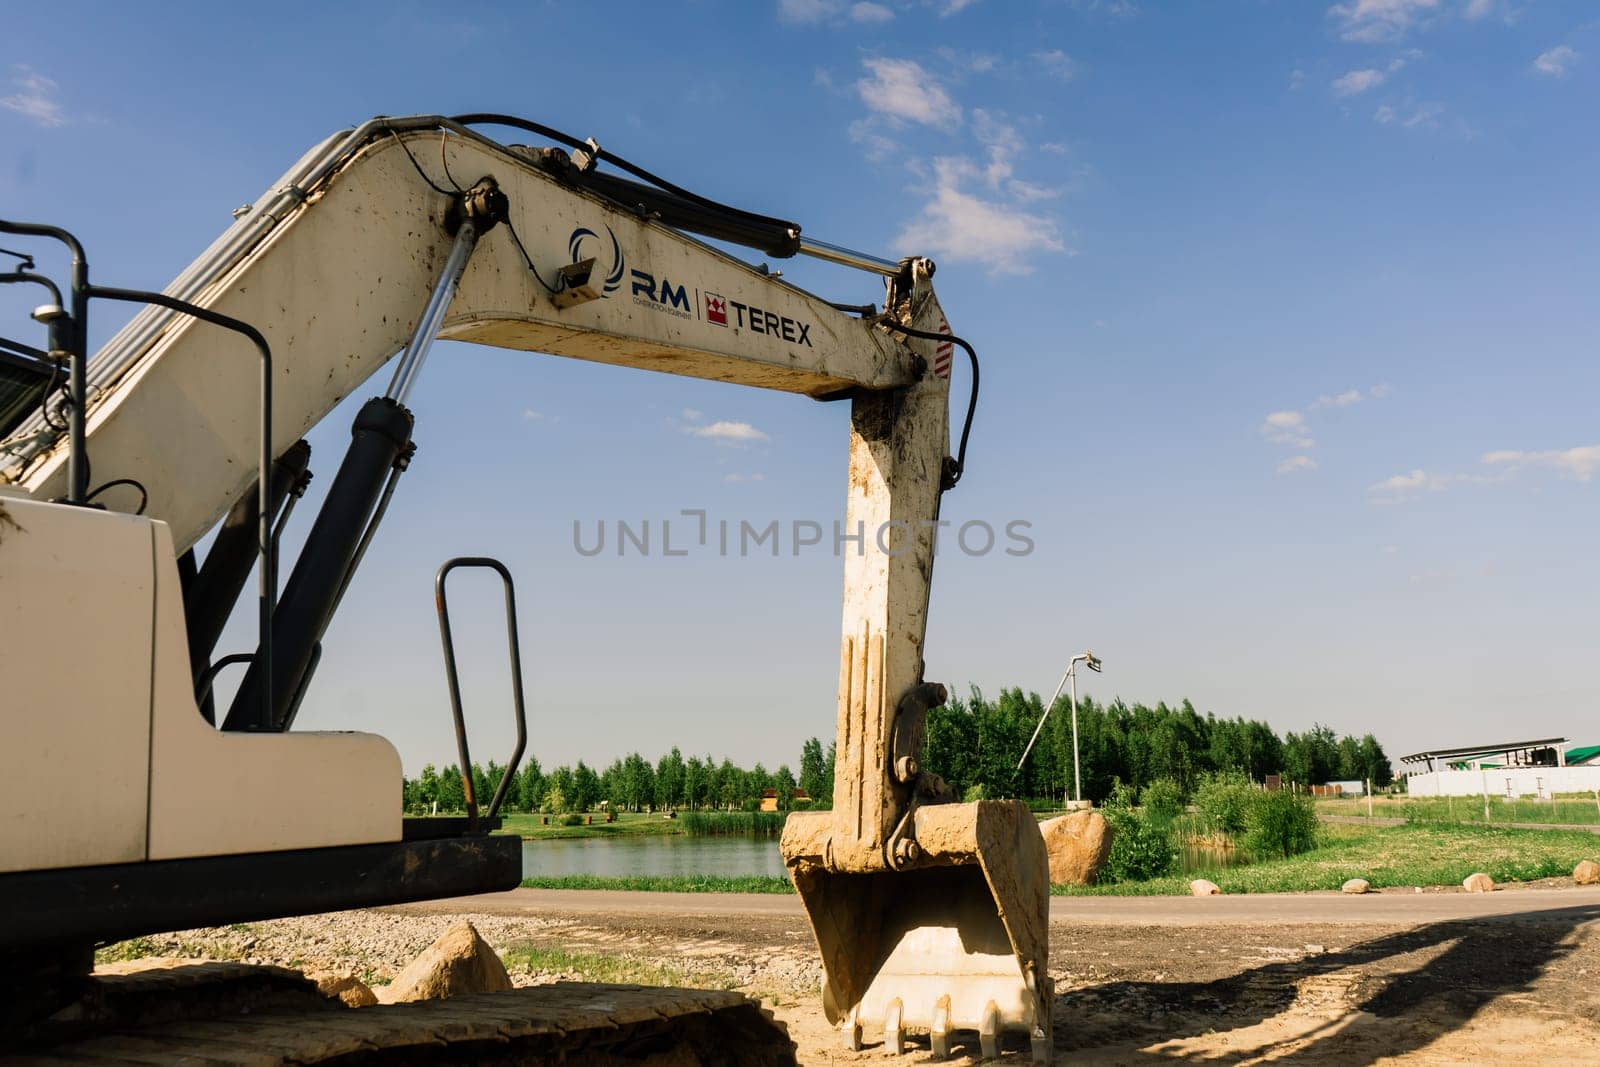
0, 115, 1047, 1061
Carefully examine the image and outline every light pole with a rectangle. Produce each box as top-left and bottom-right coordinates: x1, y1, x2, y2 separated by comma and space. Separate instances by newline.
1017, 651, 1102, 805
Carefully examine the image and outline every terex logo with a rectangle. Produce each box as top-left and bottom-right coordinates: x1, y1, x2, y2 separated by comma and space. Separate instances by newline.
729, 301, 812, 348
630, 270, 694, 320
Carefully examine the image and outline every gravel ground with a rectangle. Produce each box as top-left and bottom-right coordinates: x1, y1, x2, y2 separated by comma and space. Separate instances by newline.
109, 887, 1600, 1064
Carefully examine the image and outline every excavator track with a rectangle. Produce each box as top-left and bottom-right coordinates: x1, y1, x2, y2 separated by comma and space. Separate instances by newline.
11, 965, 796, 1066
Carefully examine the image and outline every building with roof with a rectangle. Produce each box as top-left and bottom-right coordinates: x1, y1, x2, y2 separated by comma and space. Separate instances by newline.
1400, 737, 1600, 797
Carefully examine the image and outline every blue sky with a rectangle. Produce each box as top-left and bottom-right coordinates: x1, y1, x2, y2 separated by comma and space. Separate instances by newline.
4, 0, 1596, 776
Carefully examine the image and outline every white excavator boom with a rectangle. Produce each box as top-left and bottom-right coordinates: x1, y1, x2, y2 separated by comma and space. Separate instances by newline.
0, 116, 1048, 1061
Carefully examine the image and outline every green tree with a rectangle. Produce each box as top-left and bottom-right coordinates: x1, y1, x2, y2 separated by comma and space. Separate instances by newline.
773, 765, 798, 811
656, 747, 686, 810
799, 737, 826, 802
572, 760, 600, 812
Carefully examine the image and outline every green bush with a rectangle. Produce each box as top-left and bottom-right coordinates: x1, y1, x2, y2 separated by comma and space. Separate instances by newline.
1099, 782, 1178, 883
1244, 789, 1319, 859
1194, 771, 1255, 836
559, 813, 584, 827
1140, 778, 1185, 823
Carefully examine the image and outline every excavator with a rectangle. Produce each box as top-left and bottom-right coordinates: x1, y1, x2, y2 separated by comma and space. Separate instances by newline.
0, 114, 1051, 1062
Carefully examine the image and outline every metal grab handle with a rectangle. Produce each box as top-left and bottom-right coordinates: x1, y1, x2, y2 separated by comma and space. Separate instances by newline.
435, 557, 529, 831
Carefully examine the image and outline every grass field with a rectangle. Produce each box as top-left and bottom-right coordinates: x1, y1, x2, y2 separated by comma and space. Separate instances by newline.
1318, 792, 1600, 826
489, 810, 797, 839
1059, 822, 1600, 896
495, 811, 682, 839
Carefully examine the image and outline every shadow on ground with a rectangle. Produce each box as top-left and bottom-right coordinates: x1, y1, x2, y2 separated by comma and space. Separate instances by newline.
1054, 902, 1600, 1063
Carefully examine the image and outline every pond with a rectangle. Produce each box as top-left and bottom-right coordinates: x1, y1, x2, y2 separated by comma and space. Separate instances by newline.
520, 833, 1250, 881
522, 835, 784, 879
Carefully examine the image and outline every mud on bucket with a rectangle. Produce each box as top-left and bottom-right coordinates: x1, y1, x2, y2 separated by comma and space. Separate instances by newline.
781, 799, 1052, 1063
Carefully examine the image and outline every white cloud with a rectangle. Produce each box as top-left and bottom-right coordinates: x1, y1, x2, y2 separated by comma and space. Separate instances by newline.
1368, 468, 1448, 496
1375, 100, 1443, 128
850, 1, 895, 22
1261, 410, 1316, 449
687, 420, 769, 443
1310, 389, 1364, 409
895, 157, 1066, 274
522, 408, 545, 421
1335, 52, 1418, 97
1033, 49, 1077, 81
1533, 45, 1579, 78
1278, 455, 1319, 474
0, 67, 66, 127
857, 57, 961, 127
1333, 68, 1388, 96
724, 472, 766, 483
1369, 383, 1393, 399
682, 408, 703, 421
1328, 0, 1439, 43
1290, 67, 1308, 90
1482, 445, 1600, 482
940, 0, 981, 13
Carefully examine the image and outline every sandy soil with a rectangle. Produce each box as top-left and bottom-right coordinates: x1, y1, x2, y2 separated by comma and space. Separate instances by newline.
142, 886, 1600, 1065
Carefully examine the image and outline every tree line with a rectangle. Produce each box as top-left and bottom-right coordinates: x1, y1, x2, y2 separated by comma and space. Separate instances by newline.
403, 739, 838, 816
925, 688, 1393, 804
403, 688, 1392, 814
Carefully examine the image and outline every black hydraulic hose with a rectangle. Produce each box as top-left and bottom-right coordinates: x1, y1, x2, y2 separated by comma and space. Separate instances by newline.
449, 113, 802, 244
879, 321, 980, 491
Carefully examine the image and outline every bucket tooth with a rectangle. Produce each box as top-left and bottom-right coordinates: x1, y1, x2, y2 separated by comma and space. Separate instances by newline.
782, 799, 1050, 1061
842, 1003, 863, 1051
884, 997, 905, 1055
930, 994, 952, 1059
1031, 1023, 1053, 1065
979, 1000, 1000, 1060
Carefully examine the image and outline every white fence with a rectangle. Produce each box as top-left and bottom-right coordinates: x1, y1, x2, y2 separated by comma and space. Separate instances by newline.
1405, 766, 1600, 798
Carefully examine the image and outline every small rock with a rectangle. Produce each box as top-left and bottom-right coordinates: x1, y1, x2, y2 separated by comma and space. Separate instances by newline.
1462, 872, 1495, 894
378, 921, 511, 1004
1413, 887, 1423, 894
1303, 944, 1325, 955
1038, 811, 1114, 887
1574, 860, 1600, 886
309, 972, 378, 1008
1341, 878, 1371, 895
1190, 879, 1221, 897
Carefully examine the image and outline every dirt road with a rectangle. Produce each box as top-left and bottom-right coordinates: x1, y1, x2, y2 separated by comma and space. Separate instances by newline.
150, 884, 1600, 1064
386, 883, 1600, 1063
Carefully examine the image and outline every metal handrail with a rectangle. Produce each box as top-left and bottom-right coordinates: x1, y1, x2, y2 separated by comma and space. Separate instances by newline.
434, 557, 529, 832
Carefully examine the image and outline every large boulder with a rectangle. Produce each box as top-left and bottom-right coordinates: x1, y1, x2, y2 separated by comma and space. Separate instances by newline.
1341, 878, 1371, 895
377, 922, 511, 1004
1038, 810, 1113, 886
1575, 860, 1600, 886
1462, 872, 1495, 894
1190, 879, 1221, 897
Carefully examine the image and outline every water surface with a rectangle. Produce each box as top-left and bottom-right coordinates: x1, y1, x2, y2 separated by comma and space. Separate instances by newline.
521, 834, 784, 879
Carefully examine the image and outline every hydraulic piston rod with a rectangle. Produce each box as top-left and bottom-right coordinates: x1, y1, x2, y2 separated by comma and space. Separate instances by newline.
224, 213, 487, 731
386, 219, 480, 406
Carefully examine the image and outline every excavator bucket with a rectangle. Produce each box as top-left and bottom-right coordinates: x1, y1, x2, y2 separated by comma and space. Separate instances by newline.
782, 800, 1052, 1062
